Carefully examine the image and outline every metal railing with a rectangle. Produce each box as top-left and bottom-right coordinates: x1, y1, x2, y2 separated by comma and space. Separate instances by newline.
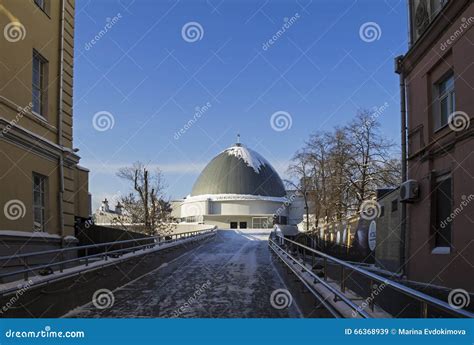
269, 232, 473, 318
0, 228, 216, 289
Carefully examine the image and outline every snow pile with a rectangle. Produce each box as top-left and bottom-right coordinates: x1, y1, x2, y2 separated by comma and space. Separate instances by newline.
224, 145, 270, 173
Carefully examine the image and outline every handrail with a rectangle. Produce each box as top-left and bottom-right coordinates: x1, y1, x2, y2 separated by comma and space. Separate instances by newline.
0, 228, 215, 262
272, 233, 473, 318
0, 228, 216, 284
269, 237, 370, 318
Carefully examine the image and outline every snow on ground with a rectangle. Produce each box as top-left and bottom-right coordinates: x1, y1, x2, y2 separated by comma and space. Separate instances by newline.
64, 229, 302, 318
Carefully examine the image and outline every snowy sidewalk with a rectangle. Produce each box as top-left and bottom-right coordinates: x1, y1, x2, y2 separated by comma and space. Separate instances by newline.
64, 229, 302, 318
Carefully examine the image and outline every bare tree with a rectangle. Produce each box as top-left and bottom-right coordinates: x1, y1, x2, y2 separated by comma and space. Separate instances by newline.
306, 132, 332, 224
117, 162, 175, 236
344, 110, 401, 209
326, 128, 352, 221
286, 149, 313, 231
290, 110, 401, 228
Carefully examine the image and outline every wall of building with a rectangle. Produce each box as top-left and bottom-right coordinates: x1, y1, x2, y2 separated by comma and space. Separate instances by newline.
403, 1, 473, 290
0, 0, 89, 252
375, 190, 401, 272
0, 140, 61, 233
180, 198, 287, 218
74, 166, 90, 219
211, 200, 285, 216
202, 215, 274, 229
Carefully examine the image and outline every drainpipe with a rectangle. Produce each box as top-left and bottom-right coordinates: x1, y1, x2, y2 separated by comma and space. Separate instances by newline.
57, 0, 66, 246
395, 55, 407, 277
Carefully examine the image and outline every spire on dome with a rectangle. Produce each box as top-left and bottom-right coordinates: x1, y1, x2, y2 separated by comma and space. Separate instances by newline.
236, 133, 241, 146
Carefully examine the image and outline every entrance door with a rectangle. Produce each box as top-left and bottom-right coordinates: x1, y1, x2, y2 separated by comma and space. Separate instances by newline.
230, 222, 238, 229
239, 222, 247, 229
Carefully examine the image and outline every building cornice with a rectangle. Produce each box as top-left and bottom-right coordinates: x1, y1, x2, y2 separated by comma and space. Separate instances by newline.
408, 127, 473, 161
184, 194, 288, 203
0, 117, 81, 166
0, 96, 58, 133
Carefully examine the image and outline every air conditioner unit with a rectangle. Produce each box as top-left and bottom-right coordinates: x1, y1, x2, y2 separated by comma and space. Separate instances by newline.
400, 179, 419, 202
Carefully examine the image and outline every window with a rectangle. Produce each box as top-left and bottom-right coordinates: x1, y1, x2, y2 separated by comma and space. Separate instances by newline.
34, 0, 45, 9
252, 217, 269, 229
435, 73, 455, 130
32, 50, 48, 116
33, 0, 49, 14
33, 173, 48, 231
391, 199, 398, 212
270, 215, 287, 226
410, 0, 449, 43
433, 174, 452, 249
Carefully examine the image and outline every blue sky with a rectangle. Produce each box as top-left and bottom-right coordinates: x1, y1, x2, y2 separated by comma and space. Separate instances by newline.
73, 0, 408, 209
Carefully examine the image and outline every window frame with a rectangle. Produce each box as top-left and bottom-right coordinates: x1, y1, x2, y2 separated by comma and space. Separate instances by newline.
32, 50, 48, 118
33, 0, 50, 17
431, 172, 453, 253
434, 72, 455, 132
391, 199, 398, 213
409, 0, 449, 44
32, 173, 48, 232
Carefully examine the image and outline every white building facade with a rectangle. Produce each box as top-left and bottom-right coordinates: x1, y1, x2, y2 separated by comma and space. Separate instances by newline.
172, 143, 304, 229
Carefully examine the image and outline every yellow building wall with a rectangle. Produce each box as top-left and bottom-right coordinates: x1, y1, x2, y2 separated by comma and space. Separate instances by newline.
0, 0, 88, 241
0, 140, 60, 234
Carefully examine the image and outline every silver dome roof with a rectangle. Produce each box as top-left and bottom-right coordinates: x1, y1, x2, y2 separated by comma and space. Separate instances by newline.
191, 144, 286, 197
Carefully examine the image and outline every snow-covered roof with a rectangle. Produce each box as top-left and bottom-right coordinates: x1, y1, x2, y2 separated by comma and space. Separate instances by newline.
191, 143, 286, 197
224, 145, 270, 173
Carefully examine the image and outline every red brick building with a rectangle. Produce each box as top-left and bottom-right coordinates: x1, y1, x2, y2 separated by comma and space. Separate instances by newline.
398, 0, 473, 291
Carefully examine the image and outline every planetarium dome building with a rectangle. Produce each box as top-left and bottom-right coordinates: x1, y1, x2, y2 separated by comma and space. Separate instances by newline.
176, 142, 302, 229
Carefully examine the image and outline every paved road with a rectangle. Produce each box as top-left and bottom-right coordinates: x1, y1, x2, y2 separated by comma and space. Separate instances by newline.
65, 229, 302, 318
